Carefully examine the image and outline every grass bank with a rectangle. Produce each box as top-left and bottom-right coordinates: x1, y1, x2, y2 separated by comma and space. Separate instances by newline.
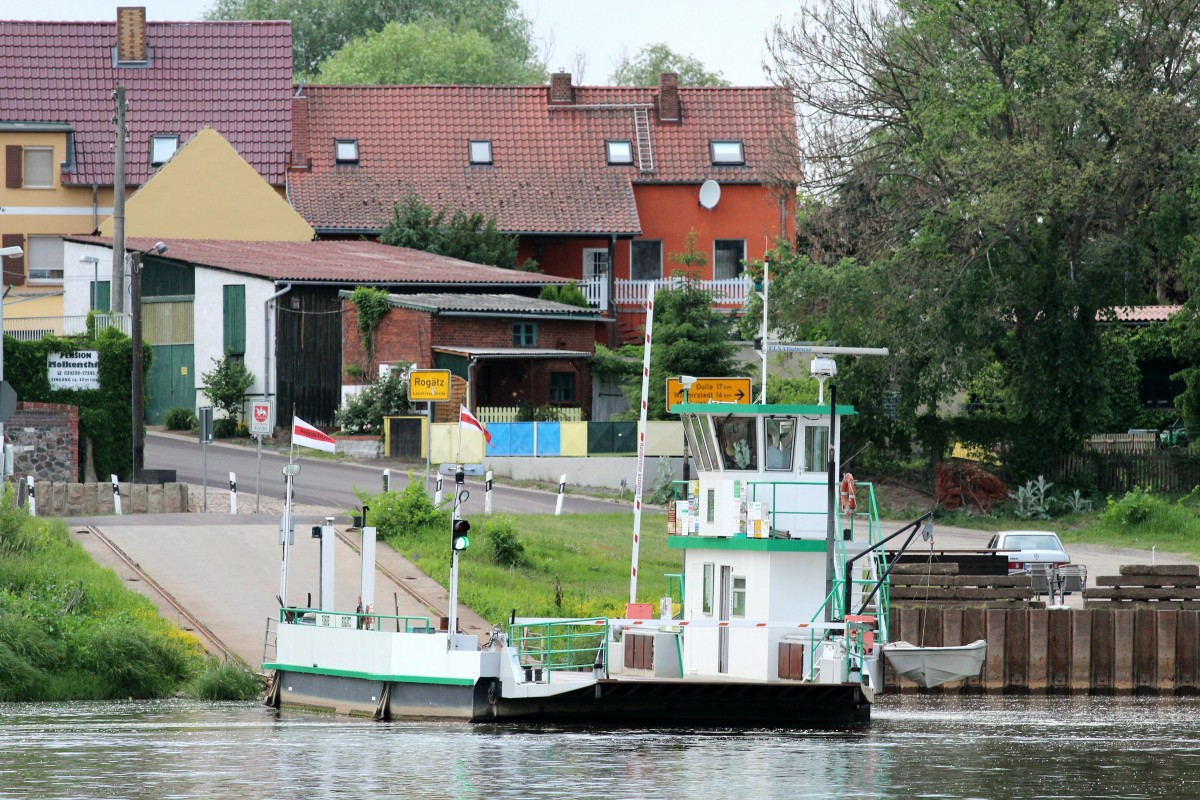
0, 496, 258, 702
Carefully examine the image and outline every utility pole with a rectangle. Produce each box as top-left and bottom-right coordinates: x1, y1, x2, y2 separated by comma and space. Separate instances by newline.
112, 86, 127, 314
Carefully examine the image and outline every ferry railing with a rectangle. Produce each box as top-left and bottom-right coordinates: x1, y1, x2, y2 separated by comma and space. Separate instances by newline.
279, 607, 432, 633
508, 617, 609, 682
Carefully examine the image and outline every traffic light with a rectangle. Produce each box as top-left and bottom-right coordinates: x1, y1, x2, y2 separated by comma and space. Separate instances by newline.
452, 518, 470, 552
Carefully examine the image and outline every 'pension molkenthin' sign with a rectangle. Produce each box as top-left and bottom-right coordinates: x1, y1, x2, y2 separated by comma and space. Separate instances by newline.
48, 350, 100, 390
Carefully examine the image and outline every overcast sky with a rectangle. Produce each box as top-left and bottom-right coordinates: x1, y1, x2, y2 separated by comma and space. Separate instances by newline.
5, 0, 799, 86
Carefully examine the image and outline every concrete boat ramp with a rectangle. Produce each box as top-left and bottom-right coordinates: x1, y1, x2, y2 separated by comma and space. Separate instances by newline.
69, 514, 491, 667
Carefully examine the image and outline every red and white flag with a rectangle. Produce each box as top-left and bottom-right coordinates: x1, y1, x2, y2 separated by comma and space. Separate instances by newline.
292, 416, 337, 453
459, 405, 492, 444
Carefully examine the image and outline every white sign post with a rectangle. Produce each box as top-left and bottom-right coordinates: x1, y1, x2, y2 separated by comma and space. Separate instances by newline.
250, 401, 271, 513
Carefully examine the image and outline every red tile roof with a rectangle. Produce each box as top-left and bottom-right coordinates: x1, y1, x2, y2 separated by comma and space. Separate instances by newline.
68, 236, 570, 286
0, 19, 292, 185
288, 83, 798, 235
1108, 305, 1181, 323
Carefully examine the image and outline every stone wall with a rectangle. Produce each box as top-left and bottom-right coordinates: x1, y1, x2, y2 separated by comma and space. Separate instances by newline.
9, 402, 79, 484
27, 481, 188, 516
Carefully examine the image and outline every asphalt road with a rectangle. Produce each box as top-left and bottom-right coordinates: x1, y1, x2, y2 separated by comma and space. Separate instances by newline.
144, 431, 639, 518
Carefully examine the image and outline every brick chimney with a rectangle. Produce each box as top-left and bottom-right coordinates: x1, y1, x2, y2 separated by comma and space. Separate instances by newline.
549, 71, 575, 105
116, 7, 148, 63
657, 72, 680, 122
290, 92, 310, 170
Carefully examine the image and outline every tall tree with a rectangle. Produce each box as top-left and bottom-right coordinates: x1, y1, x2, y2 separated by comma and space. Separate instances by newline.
379, 195, 524, 270
609, 43, 729, 87
316, 20, 544, 85
767, 0, 1200, 475
205, 0, 541, 80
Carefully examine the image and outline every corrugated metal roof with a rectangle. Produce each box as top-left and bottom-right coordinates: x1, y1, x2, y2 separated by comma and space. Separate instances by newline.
433, 346, 592, 360
385, 292, 600, 318
67, 236, 569, 285
1108, 305, 1181, 323
0, 18, 292, 185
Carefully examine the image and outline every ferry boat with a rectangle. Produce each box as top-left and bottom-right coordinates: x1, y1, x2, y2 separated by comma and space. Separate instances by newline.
263, 370, 921, 726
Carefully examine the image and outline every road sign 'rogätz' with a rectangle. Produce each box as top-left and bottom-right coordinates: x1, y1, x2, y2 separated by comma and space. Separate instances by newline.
665, 377, 752, 411
408, 369, 452, 402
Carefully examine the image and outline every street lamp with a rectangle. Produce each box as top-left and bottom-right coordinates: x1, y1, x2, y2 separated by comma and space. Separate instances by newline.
80, 255, 100, 312
131, 241, 166, 482
0, 246, 22, 474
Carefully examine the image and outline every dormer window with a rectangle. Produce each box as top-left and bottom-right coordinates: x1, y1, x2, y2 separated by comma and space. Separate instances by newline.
710, 140, 745, 166
606, 140, 633, 165
469, 140, 493, 165
150, 135, 178, 166
335, 139, 359, 164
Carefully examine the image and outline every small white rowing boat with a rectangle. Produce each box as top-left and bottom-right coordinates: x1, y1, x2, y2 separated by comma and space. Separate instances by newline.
882, 640, 987, 688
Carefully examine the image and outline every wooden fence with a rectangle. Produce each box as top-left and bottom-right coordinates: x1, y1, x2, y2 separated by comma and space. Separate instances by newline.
1051, 450, 1200, 495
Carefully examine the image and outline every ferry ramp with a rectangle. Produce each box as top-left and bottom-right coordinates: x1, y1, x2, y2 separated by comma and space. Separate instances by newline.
70, 514, 492, 667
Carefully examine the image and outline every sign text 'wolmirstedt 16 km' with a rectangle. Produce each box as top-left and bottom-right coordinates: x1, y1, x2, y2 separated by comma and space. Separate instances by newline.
408, 369, 452, 402
665, 376, 752, 411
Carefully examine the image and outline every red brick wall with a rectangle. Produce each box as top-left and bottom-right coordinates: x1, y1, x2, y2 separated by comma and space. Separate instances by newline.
342, 303, 436, 381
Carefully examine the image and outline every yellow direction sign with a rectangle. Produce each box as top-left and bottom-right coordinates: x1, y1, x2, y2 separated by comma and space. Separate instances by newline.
408, 369, 452, 402
666, 376, 752, 411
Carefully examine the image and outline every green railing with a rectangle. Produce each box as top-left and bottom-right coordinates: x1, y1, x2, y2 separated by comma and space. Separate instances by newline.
508, 617, 609, 682
280, 607, 432, 633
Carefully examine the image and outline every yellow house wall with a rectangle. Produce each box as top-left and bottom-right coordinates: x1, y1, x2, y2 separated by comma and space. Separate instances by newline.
98, 128, 312, 241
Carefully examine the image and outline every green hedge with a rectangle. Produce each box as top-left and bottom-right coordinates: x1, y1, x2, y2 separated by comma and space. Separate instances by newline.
4, 327, 145, 481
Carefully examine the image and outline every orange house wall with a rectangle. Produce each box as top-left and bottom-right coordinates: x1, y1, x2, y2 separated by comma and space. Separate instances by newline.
516, 183, 793, 281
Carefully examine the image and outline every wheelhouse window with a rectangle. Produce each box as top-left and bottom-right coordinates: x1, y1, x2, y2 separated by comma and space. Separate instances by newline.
606, 140, 633, 165
710, 139, 745, 165
513, 322, 536, 347
766, 417, 796, 471
631, 240, 662, 281
804, 424, 829, 473
22, 147, 53, 188
334, 139, 359, 164
469, 140, 493, 165
150, 135, 179, 166
715, 416, 756, 470
27, 236, 64, 283
713, 239, 745, 280
550, 372, 574, 402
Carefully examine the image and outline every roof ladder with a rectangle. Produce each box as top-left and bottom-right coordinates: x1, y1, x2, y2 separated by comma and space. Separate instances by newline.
633, 108, 655, 173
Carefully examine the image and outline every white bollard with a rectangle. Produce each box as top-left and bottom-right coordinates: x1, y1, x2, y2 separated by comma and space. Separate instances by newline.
434, 473, 444, 507
484, 470, 494, 515
382, 468, 391, 493
26, 475, 35, 517
555, 473, 567, 516
111, 474, 122, 515
229, 472, 238, 514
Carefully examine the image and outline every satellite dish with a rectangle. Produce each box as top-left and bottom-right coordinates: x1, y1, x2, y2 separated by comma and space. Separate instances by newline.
698, 179, 721, 210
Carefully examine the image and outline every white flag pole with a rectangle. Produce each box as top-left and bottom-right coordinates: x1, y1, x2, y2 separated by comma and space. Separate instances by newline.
629, 298, 654, 607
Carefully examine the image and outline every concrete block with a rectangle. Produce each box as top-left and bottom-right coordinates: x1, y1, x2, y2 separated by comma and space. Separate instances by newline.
66, 483, 85, 514
51, 482, 68, 515
130, 484, 148, 514
147, 483, 164, 513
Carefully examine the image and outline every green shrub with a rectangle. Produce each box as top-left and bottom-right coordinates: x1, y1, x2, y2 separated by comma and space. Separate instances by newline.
648, 456, 676, 505
1104, 486, 1160, 526
213, 418, 239, 438
1009, 475, 1054, 519
187, 656, 262, 701
164, 407, 197, 431
484, 517, 525, 567
335, 369, 410, 435
362, 480, 447, 539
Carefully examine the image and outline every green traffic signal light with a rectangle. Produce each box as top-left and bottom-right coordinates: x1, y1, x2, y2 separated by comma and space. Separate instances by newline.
452, 519, 470, 552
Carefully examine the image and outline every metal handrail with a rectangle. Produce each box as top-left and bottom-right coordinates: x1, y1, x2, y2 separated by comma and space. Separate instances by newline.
279, 607, 431, 633
509, 617, 609, 682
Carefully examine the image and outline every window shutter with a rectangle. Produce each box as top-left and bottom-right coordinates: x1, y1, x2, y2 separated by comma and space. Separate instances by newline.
5, 146, 21, 189
1, 234, 25, 285
92, 281, 111, 312
223, 284, 246, 354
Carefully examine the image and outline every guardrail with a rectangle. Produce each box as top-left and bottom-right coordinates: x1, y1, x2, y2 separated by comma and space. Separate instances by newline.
509, 617, 609, 681
279, 607, 431, 633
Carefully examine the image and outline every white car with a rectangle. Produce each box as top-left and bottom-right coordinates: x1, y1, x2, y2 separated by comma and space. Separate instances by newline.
987, 530, 1085, 593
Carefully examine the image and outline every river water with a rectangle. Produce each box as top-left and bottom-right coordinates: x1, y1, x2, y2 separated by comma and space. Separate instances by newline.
2, 695, 1198, 799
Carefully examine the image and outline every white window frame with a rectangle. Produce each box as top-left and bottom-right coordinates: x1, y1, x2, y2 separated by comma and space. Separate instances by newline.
713, 239, 746, 280
731, 576, 747, 618
710, 139, 745, 165
606, 140, 633, 165
22, 147, 53, 188
335, 138, 359, 164
469, 140, 493, 165
26, 235, 64, 283
150, 135, 179, 166
582, 248, 609, 280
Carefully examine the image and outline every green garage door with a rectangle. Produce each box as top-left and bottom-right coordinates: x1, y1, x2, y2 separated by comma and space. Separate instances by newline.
146, 344, 195, 425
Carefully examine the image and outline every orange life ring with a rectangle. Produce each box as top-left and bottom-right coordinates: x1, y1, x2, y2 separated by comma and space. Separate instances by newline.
839, 473, 857, 514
